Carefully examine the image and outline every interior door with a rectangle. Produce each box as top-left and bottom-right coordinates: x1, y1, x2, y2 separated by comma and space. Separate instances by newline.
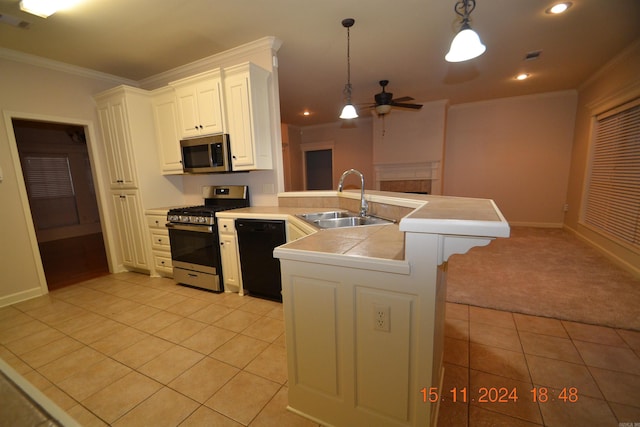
305, 149, 333, 190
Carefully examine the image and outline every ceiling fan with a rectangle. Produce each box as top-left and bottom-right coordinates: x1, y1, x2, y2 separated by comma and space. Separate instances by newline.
362, 80, 423, 116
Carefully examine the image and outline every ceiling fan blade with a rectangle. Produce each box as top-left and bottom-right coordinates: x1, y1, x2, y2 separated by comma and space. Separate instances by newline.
391, 102, 423, 110
392, 96, 414, 103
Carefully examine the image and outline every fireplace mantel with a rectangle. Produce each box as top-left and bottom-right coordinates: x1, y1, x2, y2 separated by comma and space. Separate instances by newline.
374, 161, 441, 195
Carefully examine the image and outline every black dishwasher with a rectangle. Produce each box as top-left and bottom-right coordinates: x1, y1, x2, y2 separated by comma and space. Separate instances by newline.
235, 219, 286, 302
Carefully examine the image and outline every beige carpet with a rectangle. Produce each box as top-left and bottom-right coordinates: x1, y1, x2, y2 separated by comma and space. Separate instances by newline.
447, 227, 640, 331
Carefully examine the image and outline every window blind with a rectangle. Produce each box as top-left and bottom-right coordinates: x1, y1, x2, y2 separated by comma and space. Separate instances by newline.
24, 156, 75, 199
584, 98, 640, 250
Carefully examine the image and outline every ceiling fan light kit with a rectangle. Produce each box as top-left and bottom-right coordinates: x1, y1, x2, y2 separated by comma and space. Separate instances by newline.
339, 18, 358, 120
445, 0, 486, 62
365, 80, 423, 117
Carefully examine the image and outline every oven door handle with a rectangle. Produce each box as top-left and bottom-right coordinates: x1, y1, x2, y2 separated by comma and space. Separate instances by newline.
166, 223, 214, 233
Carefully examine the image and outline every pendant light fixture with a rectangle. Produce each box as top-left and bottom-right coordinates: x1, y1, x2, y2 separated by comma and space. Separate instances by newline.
445, 0, 486, 62
339, 18, 358, 119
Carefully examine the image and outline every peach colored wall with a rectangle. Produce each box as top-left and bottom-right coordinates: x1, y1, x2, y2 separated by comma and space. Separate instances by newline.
564, 40, 640, 276
443, 91, 577, 226
372, 100, 447, 165
298, 117, 373, 189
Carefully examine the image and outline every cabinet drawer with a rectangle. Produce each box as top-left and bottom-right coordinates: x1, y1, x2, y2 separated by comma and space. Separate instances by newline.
218, 218, 236, 234
153, 253, 173, 271
147, 214, 167, 229
151, 231, 170, 250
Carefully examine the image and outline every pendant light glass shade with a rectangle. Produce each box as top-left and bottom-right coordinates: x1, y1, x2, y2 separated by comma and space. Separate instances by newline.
445, 24, 486, 62
445, 0, 486, 63
340, 103, 358, 119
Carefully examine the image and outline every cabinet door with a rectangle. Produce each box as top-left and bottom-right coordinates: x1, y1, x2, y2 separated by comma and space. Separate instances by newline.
98, 101, 137, 188
218, 218, 241, 293
112, 191, 149, 270
98, 105, 121, 187
219, 233, 241, 292
175, 87, 201, 138
225, 74, 254, 169
152, 92, 183, 174
196, 79, 224, 135
223, 63, 273, 171
172, 70, 224, 138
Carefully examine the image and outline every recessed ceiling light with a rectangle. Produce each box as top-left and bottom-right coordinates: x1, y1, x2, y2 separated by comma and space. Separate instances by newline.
546, 2, 572, 14
302, 111, 311, 116
515, 73, 530, 81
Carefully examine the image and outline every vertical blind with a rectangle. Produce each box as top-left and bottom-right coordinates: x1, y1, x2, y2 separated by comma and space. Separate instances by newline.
584, 98, 640, 250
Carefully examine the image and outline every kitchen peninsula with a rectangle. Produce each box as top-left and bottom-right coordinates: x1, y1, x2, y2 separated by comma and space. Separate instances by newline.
221, 190, 509, 427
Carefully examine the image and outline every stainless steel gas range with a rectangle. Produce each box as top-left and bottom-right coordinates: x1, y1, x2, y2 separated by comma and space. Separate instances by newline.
166, 185, 249, 292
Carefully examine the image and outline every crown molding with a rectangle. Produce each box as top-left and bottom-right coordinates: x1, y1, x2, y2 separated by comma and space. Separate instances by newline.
138, 36, 282, 90
0, 47, 138, 86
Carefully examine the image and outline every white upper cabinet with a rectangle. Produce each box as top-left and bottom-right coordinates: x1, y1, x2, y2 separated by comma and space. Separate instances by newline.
151, 87, 183, 174
223, 62, 273, 171
170, 69, 225, 138
96, 95, 138, 188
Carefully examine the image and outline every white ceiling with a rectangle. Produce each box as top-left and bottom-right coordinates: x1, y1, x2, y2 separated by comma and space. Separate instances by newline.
1, 0, 639, 126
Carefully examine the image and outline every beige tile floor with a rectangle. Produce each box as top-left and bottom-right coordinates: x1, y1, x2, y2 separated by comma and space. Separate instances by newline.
0, 272, 638, 426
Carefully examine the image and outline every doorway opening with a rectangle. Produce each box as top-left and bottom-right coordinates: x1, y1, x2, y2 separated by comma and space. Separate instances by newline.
13, 119, 109, 290
304, 148, 333, 190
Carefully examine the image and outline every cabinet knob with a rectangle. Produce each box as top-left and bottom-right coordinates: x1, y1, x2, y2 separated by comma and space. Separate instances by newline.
220, 242, 224, 246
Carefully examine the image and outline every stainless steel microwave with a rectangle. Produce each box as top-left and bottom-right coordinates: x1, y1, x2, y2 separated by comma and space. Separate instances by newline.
180, 134, 232, 173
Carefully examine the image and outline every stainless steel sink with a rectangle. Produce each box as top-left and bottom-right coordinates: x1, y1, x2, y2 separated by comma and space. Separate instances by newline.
298, 211, 357, 221
296, 211, 395, 229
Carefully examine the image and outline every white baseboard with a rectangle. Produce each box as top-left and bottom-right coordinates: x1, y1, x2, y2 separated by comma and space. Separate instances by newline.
564, 225, 640, 279
0, 287, 45, 308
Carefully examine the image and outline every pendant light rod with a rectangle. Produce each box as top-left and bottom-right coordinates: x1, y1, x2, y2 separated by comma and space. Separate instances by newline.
340, 18, 358, 119
454, 0, 475, 27
445, 0, 486, 62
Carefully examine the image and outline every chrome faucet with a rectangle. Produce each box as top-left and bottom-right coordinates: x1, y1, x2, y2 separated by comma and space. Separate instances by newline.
338, 169, 369, 217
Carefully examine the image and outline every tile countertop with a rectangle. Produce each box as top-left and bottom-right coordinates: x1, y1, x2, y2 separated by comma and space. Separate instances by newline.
215, 191, 510, 262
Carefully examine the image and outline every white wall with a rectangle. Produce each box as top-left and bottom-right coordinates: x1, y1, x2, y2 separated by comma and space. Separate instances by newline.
0, 56, 123, 306
443, 91, 578, 226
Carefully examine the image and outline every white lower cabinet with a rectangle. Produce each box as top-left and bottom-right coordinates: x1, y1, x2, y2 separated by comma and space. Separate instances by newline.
146, 212, 172, 277
218, 218, 242, 293
112, 191, 149, 271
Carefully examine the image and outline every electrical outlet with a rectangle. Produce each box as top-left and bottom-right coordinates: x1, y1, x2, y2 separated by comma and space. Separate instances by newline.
373, 304, 390, 332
